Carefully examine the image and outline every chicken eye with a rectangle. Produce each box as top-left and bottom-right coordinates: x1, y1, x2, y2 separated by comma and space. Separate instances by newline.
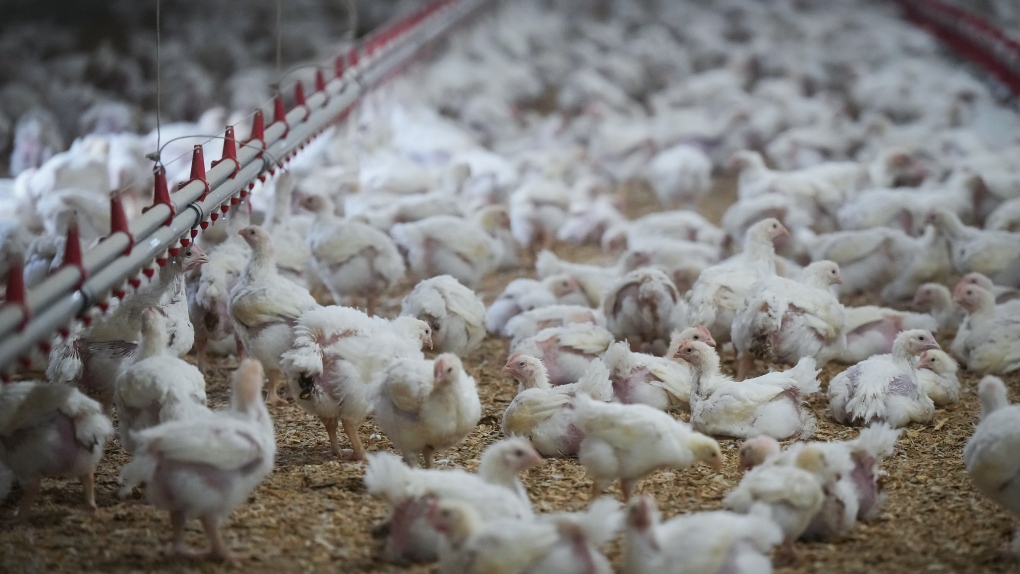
185, 250, 193, 257
518, 361, 526, 367
513, 449, 524, 456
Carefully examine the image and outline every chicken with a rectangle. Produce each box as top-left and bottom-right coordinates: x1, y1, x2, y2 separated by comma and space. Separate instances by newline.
963, 376, 1020, 555
188, 212, 250, 372
118, 359, 275, 565
265, 171, 312, 287
928, 208, 1020, 287
951, 284, 1020, 375
302, 193, 406, 314
535, 249, 624, 306
623, 495, 782, 574
912, 283, 964, 332
485, 275, 588, 334
501, 354, 612, 457
114, 308, 208, 454
643, 143, 713, 208
686, 218, 788, 344
809, 227, 912, 299
364, 439, 540, 563
603, 210, 724, 254
503, 305, 604, 348
572, 393, 723, 499
958, 272, 1020, 304
526, 497, 622, 574
510, 324, 615, 386
731, 260, 846, 379
429, 497, 619, 574
739, 424, 902, 540
426, 500, 556, 574
601, 327, 714, 412
400, 275, 486, 355
827, 329, 940, 428
229, 225, 319, 406
0, 382, 113, 515
508, 176, 570, 257
722, 446, 828, 563
730, 150, 845, 228
281, 305, 431, 460
390, 213, 502, 289
602, 267, 682, 355
673, 340, 821, 440
916, 350, 960, 406
374, 354, 481, 468
837, 305, 939, 365
48, 246, 208, 412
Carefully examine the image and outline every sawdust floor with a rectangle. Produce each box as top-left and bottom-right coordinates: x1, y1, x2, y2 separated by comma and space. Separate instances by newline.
2, 178, 1019, 574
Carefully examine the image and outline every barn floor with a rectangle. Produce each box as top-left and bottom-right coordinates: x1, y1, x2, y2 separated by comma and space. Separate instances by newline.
1, 178, 1018, 574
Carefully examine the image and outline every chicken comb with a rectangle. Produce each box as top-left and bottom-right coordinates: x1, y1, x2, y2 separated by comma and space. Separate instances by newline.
505, 352, 523, 366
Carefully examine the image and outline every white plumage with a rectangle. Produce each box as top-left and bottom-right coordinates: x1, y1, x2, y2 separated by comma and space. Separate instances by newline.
400, 275, 486, 355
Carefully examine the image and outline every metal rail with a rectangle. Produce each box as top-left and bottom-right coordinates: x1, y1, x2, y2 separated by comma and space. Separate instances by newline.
0, 0, 493, 373
894, 0, 1020, 95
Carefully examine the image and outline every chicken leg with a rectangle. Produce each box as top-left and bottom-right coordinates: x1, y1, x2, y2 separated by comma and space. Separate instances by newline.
81, 472, 97, 513
15, 478, 41, 517
735, 351, 754, 381
422, 446, 436, 469
321, 417, 342, 457
265, 369, 288, 406
341, 418, 367, 461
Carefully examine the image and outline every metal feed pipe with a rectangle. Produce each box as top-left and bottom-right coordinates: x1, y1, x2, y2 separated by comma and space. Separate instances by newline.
0, 0, 493, 373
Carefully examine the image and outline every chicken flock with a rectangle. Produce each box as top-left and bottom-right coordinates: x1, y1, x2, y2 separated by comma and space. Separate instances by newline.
2, 0, 1020, 572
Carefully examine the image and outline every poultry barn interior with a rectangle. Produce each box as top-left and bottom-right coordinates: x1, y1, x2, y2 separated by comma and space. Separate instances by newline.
1, 0, 1019, 572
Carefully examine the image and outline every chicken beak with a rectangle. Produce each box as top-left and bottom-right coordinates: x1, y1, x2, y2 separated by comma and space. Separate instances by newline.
923, 339, 941, 352
188, 245, 210, 269
776, 225, 789, 237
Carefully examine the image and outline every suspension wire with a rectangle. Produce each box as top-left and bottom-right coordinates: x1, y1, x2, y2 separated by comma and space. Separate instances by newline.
154, 0, 162, 163
276, 0, 283, 86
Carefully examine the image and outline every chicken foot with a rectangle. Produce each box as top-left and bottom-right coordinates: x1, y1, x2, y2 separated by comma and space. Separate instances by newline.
171, 512, 237, 566
341, 418, 367, 461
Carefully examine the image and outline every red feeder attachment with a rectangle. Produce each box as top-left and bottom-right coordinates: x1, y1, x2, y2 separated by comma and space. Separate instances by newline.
142, 166, 177, 226
272, 93, 289, 138
4, 257, 30, 330
63, 221, 88, 289
211, 126, 239, 178
176, 145, 211, 200
109, 193, 134, 255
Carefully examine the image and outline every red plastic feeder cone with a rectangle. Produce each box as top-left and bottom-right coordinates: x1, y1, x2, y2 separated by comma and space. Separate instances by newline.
211, 126, 239, 178
246, 110, 266, 154
143, 166, 177, 226
272, 93, 289, 138
4, 257, 31, 330
109, 193, 134, 255
177, 146, 211, 200
63, 221, 88, 289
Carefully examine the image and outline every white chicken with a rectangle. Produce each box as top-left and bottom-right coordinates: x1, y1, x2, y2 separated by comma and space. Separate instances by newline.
916, 350, 960, 406
503, 305, 604, 348
281, 305, 431, 460
912, 282, 964, 332
114, 307, 208, 454
827, 329, 940, 428
963, 376, 1020, 555
510, 324, 615, 386
928, 208, 1020, 287
374, 353, 481, 468
118, 359, 275, 565
429, 497, 620, 574
951, 284, 1020, 375
601, 325, 715, 412
731, 260, 846, 379
602, 267, 682, 355
229, 225, 319, 405
722, 446, 828, 562
643, 143, 713, 208
364, 438, 540, 563
0, 381, 113, 515
673, 340, 821, 440
500, 354, 613, 457
302, 193, 406, 314
738, 423, 902, 541
623, 494, 782, 574
400, 275, 486, 355
573, 393, 723, 499
837, 305, 939, 365
686, 217, 788, 344
390, 213, 502, 289
485, 275, 588, 335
